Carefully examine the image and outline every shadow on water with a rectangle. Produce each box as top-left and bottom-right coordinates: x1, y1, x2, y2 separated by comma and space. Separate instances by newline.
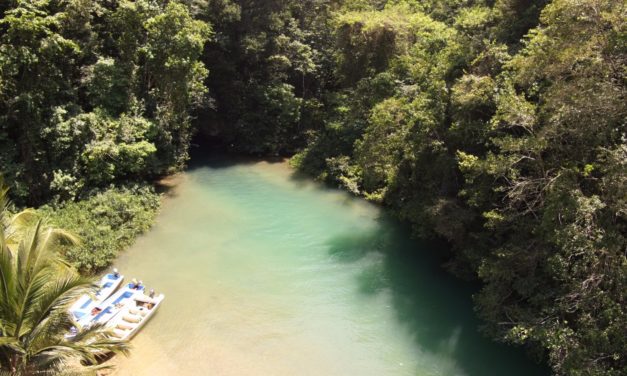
154, 173, 185, 199
327, 216, 549, 376
187, 147, 327, 189
187, 147, 287, 171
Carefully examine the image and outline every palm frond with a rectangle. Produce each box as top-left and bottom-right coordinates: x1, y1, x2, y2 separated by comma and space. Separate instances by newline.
0, 190, 128, 373
0, 336, 18, 347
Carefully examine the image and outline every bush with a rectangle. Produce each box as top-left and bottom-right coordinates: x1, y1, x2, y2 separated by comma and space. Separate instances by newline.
40, 185, 160, 274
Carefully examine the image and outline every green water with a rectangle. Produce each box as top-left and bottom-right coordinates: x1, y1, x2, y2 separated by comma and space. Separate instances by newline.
111, 157, 547, 376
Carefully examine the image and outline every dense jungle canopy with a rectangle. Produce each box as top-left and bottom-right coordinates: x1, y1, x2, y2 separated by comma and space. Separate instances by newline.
0, 1, 625, 375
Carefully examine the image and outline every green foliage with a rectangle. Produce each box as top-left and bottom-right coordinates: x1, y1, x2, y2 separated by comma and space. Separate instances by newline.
356, 97, 417, 197
44, 110, 159, 196
40, 186, 160, 274
143, 1, 212, 169
463, 2, 626, 374
84, 57, 132, 115
0, 0, 212, 205
198, 0, 329, 154
237, 83, 303, 154
0, 0, 81, 204
0, 185, 128, 374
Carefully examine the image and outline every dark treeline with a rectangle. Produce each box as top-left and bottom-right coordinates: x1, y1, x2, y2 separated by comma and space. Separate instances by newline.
0, 1, 625, 375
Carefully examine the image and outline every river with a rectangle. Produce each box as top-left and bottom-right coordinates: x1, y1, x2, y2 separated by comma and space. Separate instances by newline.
110, 156, 547, 375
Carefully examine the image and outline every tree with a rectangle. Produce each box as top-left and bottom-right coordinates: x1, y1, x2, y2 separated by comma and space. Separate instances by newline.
0, 0, 213, 204
142, 1, 213, 169
457, 1, 626, 374
0, 181, 128, 374
0, 0, 81, 204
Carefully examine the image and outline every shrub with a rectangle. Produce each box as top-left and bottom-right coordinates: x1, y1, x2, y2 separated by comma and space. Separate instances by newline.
40, 185, 160, 273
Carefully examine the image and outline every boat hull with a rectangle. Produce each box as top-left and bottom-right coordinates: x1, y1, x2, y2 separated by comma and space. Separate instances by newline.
107, 293, 165, 341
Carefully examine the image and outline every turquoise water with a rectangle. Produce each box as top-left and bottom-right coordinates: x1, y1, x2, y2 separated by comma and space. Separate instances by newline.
111, 157, 547, 375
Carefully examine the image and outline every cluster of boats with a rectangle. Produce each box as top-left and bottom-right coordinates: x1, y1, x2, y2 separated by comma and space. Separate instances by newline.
68, 269, 164, 341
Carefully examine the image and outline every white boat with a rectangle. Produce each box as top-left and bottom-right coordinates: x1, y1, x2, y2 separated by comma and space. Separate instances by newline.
77, 282, 146, 329
70, 270, 124, 321
107, 292, 165, 340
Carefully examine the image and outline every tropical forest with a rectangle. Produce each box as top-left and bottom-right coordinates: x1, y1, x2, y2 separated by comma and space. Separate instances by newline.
0, 0, 625, 375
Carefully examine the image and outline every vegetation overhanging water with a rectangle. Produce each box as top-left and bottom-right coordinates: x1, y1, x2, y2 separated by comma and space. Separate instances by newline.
1, 1, 624, 374
110, 156, 548, 375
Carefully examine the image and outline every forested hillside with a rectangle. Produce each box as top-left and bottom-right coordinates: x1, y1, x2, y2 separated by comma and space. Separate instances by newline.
1, 1, 625, 375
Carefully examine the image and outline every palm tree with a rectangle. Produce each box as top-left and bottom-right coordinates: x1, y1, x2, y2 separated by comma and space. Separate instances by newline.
0, 181, 128, 375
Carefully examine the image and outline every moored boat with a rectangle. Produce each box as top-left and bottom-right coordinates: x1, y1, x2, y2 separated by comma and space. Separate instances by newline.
77, 280, 146, 329
70, 269, 124, 321
107, 291, 165, 341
